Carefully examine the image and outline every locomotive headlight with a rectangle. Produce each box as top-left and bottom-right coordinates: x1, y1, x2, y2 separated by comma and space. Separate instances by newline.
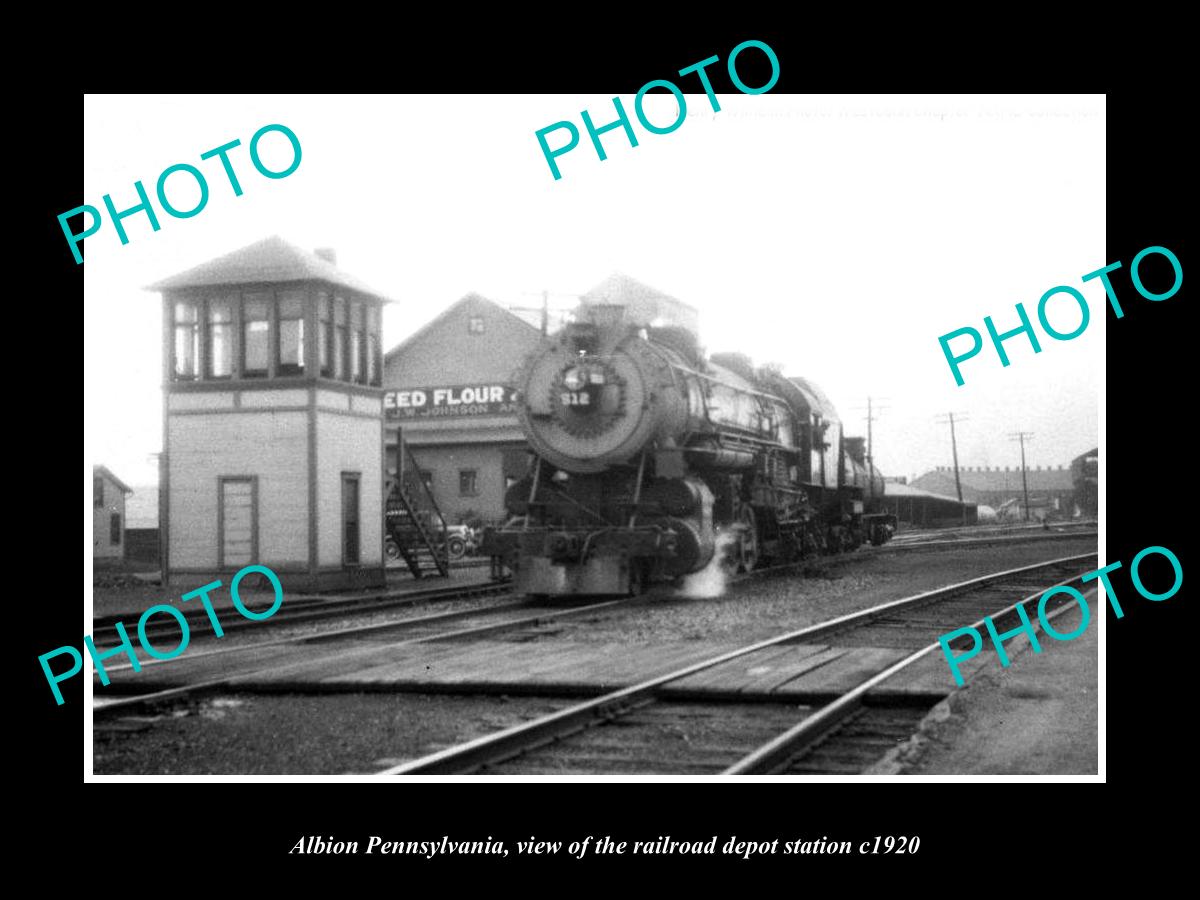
563, 365, 606, 391
563, 368, 585, 391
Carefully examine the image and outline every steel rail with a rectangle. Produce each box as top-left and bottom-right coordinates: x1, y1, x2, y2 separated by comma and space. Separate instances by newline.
92, 578, 511, 643
96, 591, 523, 676
92, 593, 632, 715
378, 553, 1096, 775
891, 520, 1097, 541
723, 575, 1096, 774
866, 531, 1096, 554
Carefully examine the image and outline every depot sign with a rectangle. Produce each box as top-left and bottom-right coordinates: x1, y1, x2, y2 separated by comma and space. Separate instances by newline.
384, 384, 518, 419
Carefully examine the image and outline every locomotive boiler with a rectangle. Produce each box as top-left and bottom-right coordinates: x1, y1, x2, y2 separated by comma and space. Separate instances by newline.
482, 304, 895, 596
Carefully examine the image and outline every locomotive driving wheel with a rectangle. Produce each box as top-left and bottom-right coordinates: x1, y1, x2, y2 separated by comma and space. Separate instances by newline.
737, 505, 759, 573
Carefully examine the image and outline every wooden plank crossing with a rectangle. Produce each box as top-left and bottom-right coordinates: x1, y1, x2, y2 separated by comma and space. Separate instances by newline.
302, 638, 746, 690
770, 647, 910, 695
668, 644, 837, 693
223, 633, 939, 702
735, 646, 851, 693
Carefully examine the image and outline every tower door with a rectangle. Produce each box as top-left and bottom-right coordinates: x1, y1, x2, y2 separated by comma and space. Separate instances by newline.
220, 477, 257, 568
342, 473, 361, 566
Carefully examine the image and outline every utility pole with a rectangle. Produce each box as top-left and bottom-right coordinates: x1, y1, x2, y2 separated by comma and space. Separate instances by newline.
935, 412, 969, 524
512, 289, 583, 336
856, 397, 889, 501
1008, 431, 1034, 521
867, 397, 872, 500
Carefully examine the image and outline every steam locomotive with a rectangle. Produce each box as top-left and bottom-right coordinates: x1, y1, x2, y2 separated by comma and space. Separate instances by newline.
481, 304, 895, 596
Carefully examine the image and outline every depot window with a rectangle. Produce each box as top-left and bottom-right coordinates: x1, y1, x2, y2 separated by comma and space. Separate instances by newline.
277, 290, 306, 375
368, 305, 382, 386
318, 292, 332, 376
168, 288, 382, 384
468, 315, 485, 334
173, 300, 200, 380
350, 302, 365, 384
242, 293, 271, 377
334, 297, 348, 380
206, 296, 234, 378
459, 469, 478, 496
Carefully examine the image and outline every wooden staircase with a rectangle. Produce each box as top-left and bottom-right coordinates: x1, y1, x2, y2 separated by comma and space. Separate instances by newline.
385, 435, 449, 579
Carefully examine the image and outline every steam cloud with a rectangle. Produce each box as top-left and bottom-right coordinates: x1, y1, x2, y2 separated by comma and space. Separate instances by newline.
674, 530, 740, 599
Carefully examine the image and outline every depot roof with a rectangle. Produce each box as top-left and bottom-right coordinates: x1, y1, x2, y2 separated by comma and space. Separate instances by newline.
146, 235, 394, 302
93, 464, 133, 495
914, 466, 1074, 494
884, 481, 969, 502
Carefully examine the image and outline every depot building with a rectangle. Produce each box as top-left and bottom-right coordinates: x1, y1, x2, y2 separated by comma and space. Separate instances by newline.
150, 236, 389, 591
382, 294, 543, 526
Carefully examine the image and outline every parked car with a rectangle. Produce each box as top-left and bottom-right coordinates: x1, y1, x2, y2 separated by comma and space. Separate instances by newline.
385, 521, 476, 562
444, 524, 476, 560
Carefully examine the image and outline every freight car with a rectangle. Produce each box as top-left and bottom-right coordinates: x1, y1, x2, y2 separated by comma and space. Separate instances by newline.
481, 304, 895, 596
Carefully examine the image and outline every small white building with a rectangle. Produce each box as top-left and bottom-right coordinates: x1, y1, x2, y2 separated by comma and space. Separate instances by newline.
93, 465, 132, 561
149, 237, 389, 591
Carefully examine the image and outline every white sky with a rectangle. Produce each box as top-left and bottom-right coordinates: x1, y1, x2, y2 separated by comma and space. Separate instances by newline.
84, 94, 1104, 487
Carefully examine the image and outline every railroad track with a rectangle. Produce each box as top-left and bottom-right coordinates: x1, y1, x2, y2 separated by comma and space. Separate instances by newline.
91, 577, 512, 647
94, 534, 1099, 713
95, 526, 1094, 649
91, 588, 657, 715
889, 520, 1097, 543
378, 553, 1097, 775
869, 529, 1096, 555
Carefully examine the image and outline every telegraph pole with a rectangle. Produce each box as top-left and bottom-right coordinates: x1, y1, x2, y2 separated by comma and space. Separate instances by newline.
1008, 431, 1034, 521
867, 397, 873, 500
935, 412, 969, 524
512, 289, 583, 336
856, 397, 889, 501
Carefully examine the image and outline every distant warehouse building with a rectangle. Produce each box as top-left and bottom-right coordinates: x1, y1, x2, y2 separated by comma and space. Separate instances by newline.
93, 465, 132, 562
882, 481, 977, 527
383, 294, 543, 526
912, 464, 1077, 519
